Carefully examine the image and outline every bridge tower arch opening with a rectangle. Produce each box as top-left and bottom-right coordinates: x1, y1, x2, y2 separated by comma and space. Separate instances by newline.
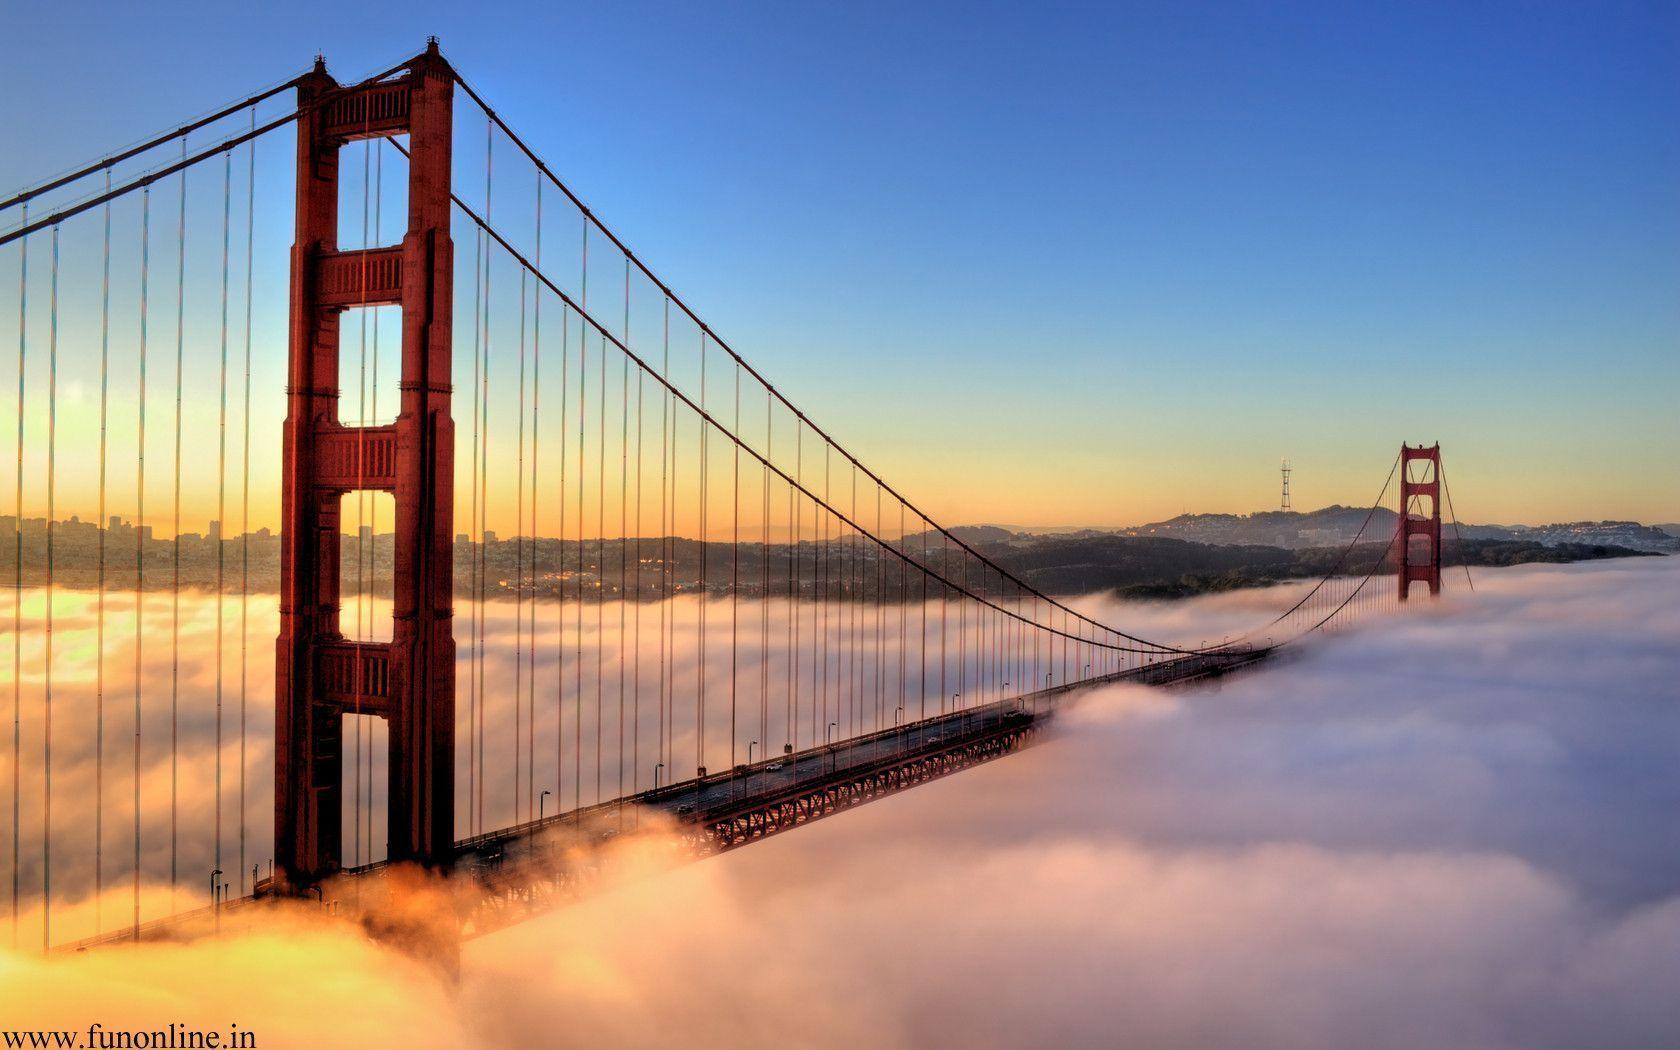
1397, 443, 1442, 601
275, 42, 456, 886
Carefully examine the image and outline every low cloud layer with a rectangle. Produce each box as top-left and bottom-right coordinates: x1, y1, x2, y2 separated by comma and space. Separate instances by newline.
2, 557, 1675, 1048
460, 558, 1680, 1049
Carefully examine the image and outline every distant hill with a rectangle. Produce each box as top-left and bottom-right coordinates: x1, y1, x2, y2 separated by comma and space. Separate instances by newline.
958, 508, 1680, 555
963, 534, 1658, 600
1113, 506, 1398, 550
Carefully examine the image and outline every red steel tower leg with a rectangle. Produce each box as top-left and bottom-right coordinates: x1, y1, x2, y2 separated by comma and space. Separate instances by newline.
276, 43, 455, 887
1397, 443, 1442, 602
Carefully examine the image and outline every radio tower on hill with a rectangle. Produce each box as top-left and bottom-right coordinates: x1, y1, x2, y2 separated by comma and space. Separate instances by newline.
1280, 459, 1292, 512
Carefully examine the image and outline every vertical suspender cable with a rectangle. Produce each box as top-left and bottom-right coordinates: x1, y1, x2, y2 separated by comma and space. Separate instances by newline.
169, 146, 186, 907
938, 533, 947, 715
468, 215, 481, 836
239, 110, 254, 894
632, 269, 644, 796
854, 468, 862, 732
96, 174, 112, 930
43, 225, 59, 950
959, 544, 968, 713
9, 202, 25, 947
837, 471, 846, 734
530, 179, 543, 819
555, 294, 574, 812
596, 329, 606, 801
919, 518, 927, 721
478, 127, 493, 830
821, 447, 829, 739
659, 300, 671, 777
133, 190, 149, 936
898, 502, 906, 731
215, 147, 231, 886
580, 223, 591, 809
788, 420, 799, 754
842, 471, 850, 732
476, 117, 495, 832
574, 305, 585, 813
514, 267, 526, 821
666, 309, 677, 774
618, 304, 629, 808
881, 488, 889, 725
843, 466, 853, 736
730, 364, 739, 769
853, 467, 866, 729
8, 203, 23, 945
761, 390, 770, 758
696, 331, 707, 777
561, 297, 574, 809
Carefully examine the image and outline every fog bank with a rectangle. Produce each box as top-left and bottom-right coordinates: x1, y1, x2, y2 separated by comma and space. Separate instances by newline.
2, 558, 1675, 1048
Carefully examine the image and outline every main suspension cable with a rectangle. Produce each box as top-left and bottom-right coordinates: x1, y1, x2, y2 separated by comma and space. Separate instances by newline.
407, 173, 1204, 655
0, 59, 414, 251
1, 76, 303, 215
443, 67, 1219, 657
1235, 453, 1402, 644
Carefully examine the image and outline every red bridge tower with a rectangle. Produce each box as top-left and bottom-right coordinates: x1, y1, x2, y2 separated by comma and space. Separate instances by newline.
275, 43, 456, 885
1397, 443, 1442, 601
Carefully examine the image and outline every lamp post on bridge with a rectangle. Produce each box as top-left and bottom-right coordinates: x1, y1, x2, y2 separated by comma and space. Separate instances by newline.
746, 741, 758, 800
210, 869, 223, 935
539, 790, 551, 822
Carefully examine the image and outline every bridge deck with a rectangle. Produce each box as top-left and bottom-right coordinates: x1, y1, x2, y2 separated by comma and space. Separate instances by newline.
60, 646, 1271, 952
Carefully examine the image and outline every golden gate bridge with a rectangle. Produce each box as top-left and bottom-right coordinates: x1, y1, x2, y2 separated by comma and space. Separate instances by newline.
0, 41, 1467, 956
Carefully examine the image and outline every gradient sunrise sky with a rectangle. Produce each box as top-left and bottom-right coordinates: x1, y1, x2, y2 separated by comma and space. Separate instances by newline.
3, 0, 1676, 530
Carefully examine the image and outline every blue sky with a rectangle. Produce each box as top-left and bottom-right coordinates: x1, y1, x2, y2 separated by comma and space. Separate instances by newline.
3, 0, 1676, 526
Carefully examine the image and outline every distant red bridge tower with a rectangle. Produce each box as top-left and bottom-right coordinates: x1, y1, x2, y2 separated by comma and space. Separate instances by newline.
275, 42, 457, 886
1397, 443, 1443, 601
